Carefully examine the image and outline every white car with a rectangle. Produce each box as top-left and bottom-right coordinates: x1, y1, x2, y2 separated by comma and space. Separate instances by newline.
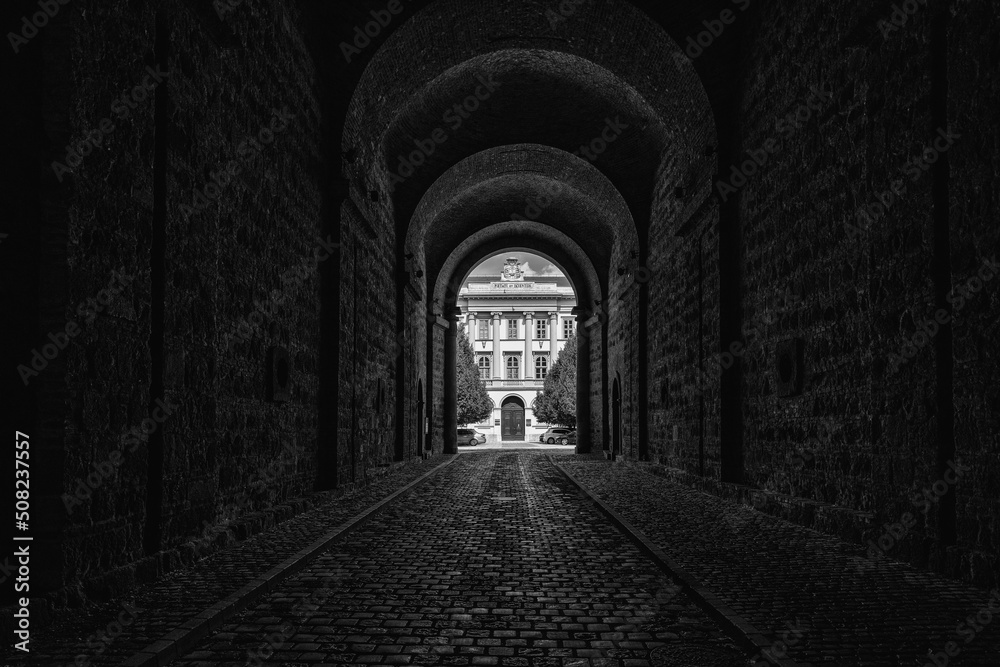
539, 427, 573, 444
457, 428, 486, 446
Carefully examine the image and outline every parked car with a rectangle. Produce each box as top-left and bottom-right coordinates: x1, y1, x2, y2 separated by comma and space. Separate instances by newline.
539, 427, 573, 444
558, 431, 577, 446
457, 428, 486, 446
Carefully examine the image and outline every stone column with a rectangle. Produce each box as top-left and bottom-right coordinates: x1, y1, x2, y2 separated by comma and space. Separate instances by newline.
443, 308, 460, 455
574, 308, 592, 453
524, 312, 533, 380
491, 311, 502, 379
549, 311, 558, 362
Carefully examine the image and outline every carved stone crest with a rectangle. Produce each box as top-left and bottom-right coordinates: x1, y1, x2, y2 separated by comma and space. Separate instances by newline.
500, 257, 524, 281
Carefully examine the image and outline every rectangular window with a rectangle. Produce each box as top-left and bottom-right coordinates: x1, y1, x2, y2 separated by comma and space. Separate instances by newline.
535, 320, 548, 339
478, 319, 489, 339
478, 355, 491, 379
535, 354, 548, 379
507, 319, 518, 339
562, 318, 575, 338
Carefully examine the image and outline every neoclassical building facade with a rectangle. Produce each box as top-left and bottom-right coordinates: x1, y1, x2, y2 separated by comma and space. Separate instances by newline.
457, 258, 577, 441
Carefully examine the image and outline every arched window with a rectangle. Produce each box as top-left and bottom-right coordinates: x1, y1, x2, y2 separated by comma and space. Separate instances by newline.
478, 355, 491, 379
535, 354, 548, 379
506, 355, 520, 379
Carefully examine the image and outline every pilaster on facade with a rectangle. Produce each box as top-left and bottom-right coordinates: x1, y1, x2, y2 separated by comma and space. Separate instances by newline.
491, 311, 503, 379
523, 312, 534, 379
458, 267, 577, 440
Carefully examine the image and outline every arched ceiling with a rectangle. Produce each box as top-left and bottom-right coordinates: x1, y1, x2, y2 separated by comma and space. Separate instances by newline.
410, 143, 634, 295
341, 0, 719, 243
378, 49, 666, 229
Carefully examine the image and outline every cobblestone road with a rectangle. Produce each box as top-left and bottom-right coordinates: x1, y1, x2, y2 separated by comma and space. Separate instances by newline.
561, 459, 1000, 667
10, 456, 447, 667
169, 452, 747, 666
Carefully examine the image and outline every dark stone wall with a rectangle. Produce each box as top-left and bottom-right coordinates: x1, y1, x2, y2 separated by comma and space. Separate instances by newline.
338, 199, 401, 480
639, 0, 998, 587
734, 0, 996, 587
25, 0, 327, 603
945, 0, 1000, 587
646, 131, 720, 473
11, 0, 999, 610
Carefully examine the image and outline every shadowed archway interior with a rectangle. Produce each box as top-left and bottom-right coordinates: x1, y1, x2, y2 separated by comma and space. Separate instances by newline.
10, 0, 999, 625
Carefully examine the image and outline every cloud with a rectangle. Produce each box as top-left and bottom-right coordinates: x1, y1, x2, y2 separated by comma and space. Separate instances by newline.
522, 261, 563, 277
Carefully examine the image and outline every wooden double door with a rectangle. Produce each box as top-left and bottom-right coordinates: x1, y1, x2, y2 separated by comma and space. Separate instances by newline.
501, 398, 524, 441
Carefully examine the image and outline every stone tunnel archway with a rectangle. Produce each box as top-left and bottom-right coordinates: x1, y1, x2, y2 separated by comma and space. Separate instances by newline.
411, 143, 629, 455
434, 235, 597, 454
340, 0, 722, 464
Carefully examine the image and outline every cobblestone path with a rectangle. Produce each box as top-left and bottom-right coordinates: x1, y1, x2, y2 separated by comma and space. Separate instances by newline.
169, 451, 747, 666
9, 456, 447, 667
560, 459, 1000, 667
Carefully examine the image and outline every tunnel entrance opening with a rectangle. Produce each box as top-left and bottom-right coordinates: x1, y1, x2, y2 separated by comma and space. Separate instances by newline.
450, 249, 580, 449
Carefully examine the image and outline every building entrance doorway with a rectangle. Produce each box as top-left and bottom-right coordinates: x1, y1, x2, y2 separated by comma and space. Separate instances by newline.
501, 397, 525, 441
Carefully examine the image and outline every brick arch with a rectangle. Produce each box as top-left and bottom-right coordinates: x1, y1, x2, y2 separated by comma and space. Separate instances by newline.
429, 224, 605, 456
411, 143, 631, 306
433, 228, 600, 314
342, 0, 718, 240
349, 0, 721, 463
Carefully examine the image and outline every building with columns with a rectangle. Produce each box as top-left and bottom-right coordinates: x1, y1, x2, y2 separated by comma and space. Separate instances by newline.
457, 257, 577, 441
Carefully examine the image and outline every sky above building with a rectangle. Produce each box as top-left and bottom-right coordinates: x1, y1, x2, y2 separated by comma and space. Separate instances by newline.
469, 252, 566, 279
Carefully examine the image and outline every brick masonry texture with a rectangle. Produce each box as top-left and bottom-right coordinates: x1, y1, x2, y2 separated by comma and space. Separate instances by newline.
6, 456, 445, 666
168, 451, 747, 666
7, 0, 1000, 628
563, 460, 1000, 666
